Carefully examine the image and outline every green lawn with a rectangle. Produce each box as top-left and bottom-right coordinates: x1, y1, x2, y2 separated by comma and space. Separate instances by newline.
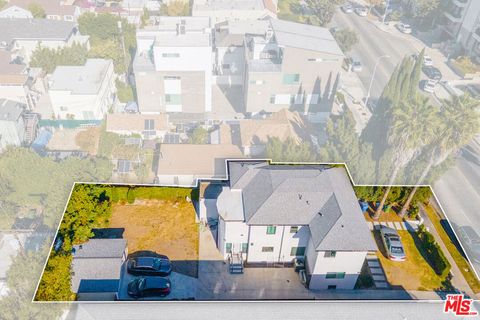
424, 204, 480, 293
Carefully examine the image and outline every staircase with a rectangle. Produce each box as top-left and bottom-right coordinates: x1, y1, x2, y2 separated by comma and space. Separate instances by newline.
228, 253, 244, 274
23, 113, 39, 144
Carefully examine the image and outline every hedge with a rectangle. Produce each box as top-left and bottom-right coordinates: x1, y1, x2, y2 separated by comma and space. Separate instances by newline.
417, 226, 451, 277
107, 185, 199, 203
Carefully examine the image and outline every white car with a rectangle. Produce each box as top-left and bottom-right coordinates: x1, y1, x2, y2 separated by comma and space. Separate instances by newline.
341, 4, 353, 14
423, 55, 434, 67
355, 7, 368, 17
350, 59, 362, 72
422, 79, 436, 93
397, 23, 412, 34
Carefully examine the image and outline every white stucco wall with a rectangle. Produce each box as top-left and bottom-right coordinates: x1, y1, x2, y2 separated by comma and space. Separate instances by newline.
247, 225, 310, 263
308, 251, 367, 290
0, 85, 28, 106
220, 220, 249, 259
192, 9, 273, 24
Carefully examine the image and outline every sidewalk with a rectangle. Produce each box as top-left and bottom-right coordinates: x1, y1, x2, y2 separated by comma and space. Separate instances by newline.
419, 205, 476, 299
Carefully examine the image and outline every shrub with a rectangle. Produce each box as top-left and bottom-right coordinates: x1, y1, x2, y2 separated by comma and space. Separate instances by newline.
417, 225, 451, 277
127, 188, 136, 204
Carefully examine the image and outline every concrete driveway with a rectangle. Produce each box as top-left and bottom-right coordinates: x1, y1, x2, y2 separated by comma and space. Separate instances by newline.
117, 262, 197, 301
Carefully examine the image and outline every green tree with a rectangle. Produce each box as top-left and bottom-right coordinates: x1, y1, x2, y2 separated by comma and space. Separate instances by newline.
140, 7, 150, 27
304, 0, 342, 26
413, 0, 440, 18
0, 0, 7, 9
30, 43, 88, 73
265, 137, 316, 162
333, 28, 358, 53
374, 95, 437, 219
115, 79, 134, 102
188, 127, 208, 144
161, 0, 189, 16
28, 2, 45, 18
399, 94, 480, 217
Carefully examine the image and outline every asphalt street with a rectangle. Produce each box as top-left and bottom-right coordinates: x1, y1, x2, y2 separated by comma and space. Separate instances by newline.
331, 9, 418, 100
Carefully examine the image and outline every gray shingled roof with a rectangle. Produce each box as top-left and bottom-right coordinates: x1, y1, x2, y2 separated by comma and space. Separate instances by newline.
0, 98, 24, 121
270, 19, 344, 56
0, 18, 76, 45
72, 239, 127, 259
227, 161, 376, 251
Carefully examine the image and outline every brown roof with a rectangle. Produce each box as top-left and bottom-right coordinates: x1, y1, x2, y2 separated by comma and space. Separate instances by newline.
263, 0, 277, 15
3, 0, 76, 16
0, 50, 26, 75
234, 109, 305, 146
157, 144, 244, 177
106, 113, 170, 132
0, 74, 28, 85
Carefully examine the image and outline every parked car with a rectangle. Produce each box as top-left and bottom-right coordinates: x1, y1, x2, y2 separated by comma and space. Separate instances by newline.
350, 58, 363, 72
341, 4, 353, 14
355, 6, 368, 17
421, 79, 436, 93
397, 22, 412, 34
422, 66, 442, 81
127, 255, 172, 276
380, 226, 406, 261
423, 55, 434, 67
127, 277, 171, 298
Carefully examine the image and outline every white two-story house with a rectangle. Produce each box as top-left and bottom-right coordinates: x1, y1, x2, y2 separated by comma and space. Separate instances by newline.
215, 161, 376, 290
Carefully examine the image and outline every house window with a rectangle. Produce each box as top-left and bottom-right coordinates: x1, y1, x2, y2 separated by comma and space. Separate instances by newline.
162, 53, 180, 58
241, 243, 248, 253
326, 272, 345, 279
290, 226, 299, 233
290, 247, 306, 256
327, 285, 337, 289
262, 246, 274, 252
250, 79, 265, 85
165, 94, 182, 105
270, 95, 276, 104
282, 73, 300, 85
324, 251, 337, 258
266, 226, 276, 235
144, 119, 155, 130
225, 243, 232, 253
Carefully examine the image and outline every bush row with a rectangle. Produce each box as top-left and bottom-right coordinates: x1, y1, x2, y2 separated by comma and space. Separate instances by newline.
108, 186, 198, 203
417, 225, 451, 277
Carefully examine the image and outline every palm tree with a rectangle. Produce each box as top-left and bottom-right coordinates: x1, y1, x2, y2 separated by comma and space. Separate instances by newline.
398, 94, 480, 217
373, 95, 437, 219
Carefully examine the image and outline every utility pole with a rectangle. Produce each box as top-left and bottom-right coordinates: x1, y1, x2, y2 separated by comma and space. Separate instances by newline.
382, 0, 390, 25
365, 55, 390, 110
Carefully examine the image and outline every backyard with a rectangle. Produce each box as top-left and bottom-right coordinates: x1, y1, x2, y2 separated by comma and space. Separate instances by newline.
109, 197, 199, 277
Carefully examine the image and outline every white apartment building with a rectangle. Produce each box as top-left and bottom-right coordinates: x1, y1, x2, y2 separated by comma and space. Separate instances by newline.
134, 17, 213, 120
215, 161, 376, 290
48, 59, 115, 120
0, 99, 26, 151
192, 0, 277, 24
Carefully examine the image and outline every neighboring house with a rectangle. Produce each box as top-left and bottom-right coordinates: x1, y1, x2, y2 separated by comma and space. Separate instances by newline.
0, 50, 43, 110
121, 0, 161, 13
212, 108, 307, 156
215, 161, 376, 290
243, 19, 344, 116
0, 233, 28, 297
71, 239, 127, 301
192, 0, 277, 24
437, 0, 480, 58
0, 0, 80, 21
106, 113, 170, 140
0, 18, 89, 63
0, 99, 26, 151
48, 59, 115, 120
154, 143, 243, 186
134, 16, 213, 121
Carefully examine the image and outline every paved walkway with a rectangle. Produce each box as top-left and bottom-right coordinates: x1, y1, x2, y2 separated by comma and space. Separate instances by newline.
419, 205, 476, 299
366, 252, 389, 289
366, 220, 420, 232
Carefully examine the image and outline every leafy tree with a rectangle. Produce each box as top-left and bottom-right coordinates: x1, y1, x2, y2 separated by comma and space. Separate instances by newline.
374, 94, 437, 219
78, 13, 136, 74
115, 79, 134, 103
0, 0, 7, 9
265, 137, 316, 162
413, 0, 440, 18
28, 2, 45, 18
399, 94, 480, 216
188, 127, 208, 144
304, 0, 342, 26
30, 43, 88, 73
333, 28, 358, 53
127, 187, 136, 204
161, 0, 189, 16
140, 7, 150, 27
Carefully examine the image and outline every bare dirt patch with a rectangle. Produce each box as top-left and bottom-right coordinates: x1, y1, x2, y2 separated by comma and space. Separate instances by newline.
109, 199, 199, 277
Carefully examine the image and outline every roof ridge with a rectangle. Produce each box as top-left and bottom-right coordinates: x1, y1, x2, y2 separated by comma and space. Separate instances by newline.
311, 192, 342, 250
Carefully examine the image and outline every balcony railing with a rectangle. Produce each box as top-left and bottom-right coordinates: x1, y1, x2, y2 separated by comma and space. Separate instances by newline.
444, 10, 464, 22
